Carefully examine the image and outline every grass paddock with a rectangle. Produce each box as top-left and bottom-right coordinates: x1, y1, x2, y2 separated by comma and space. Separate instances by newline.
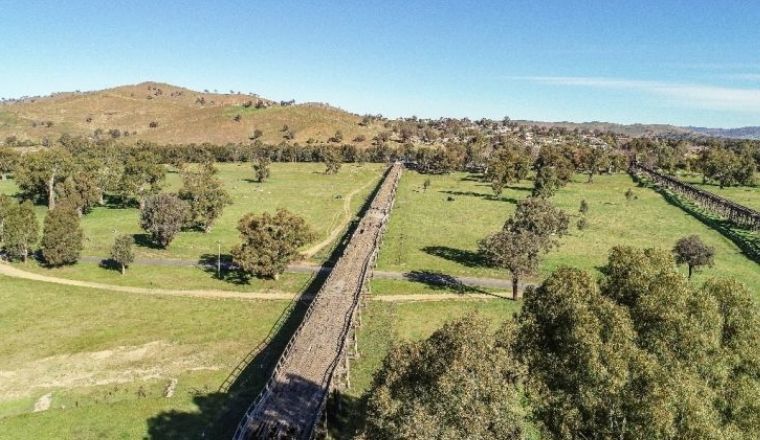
377, 170, 760, 295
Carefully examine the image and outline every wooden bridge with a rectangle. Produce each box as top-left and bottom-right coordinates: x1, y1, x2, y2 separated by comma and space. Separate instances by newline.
233, 163, 402, 439
631, 162, 760, 231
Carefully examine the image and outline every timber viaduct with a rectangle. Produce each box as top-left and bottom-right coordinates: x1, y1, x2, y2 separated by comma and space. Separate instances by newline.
233, 163, 402, 439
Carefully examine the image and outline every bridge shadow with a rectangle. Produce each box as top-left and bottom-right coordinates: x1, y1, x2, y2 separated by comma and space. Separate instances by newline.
438, 190, 518, 204
422, 245, 488, 268
144, 166, 392, 439
404, 270, 488, 294
637, 179, 760, 265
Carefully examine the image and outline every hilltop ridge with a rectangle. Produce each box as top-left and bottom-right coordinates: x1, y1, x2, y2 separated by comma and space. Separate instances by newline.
0, 81, 379, 145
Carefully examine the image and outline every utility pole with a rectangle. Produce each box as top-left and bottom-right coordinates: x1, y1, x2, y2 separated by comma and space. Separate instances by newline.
217, 240, 222, 279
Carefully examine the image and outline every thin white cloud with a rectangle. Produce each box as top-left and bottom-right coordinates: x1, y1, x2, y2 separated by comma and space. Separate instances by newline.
727, 73, 760, 81
513, 76, 760, 113
667, 62, 760, 71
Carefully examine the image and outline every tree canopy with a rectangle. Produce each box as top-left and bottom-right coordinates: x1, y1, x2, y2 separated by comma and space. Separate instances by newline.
110, 234, 134, 274
0, 148, 20, 180
40, 207, 84, 266
504, 197, 569, 250
673, 235, 715, 279
253, 156, 271, 183
517, 246, 760, 439
323, 148, 342, 175
363, 315, 527, 440
485, 146, 531, 195
139, 193, 189, 248
700, 146, 756, 188
480, 197, 569, 298
1, 200, 39, 262
178, 165, 231, 232
14, 148, 73, 209
118, 150, 165, 207
231, 209, 313, 279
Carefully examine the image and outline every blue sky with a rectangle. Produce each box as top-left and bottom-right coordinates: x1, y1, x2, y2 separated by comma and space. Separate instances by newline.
1, 0, 759, 127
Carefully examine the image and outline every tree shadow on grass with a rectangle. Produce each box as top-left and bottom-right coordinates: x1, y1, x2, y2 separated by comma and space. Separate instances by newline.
99, 194, 136, 210
422, 246, 488, 268
197, 253, 254, 285
403, 270, 488, 294
438, 190, 518, 204
132, 233, 164, 250
458, 175, 533, 193
459, 174, 484, 182
98, 258, 122, 273
638, 179, 760, 265
324, 390, 366, 439
504, 184, 533, 192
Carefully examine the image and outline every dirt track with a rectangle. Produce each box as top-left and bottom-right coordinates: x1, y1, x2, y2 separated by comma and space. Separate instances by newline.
301, 176, 378, 258
0, 262, 295, 301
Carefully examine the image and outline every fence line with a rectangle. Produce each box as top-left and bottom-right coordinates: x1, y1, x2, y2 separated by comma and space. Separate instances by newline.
630, 162, 760, 231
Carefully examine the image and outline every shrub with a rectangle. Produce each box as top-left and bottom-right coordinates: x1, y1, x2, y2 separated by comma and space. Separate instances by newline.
41, 207, 84, 266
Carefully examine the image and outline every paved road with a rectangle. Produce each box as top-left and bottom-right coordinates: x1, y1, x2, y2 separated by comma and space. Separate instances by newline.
0, 262, 510, 303
79, 256, 521, 290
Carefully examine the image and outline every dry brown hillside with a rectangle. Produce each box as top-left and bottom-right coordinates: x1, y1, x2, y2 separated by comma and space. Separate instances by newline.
0, 82, 381, 145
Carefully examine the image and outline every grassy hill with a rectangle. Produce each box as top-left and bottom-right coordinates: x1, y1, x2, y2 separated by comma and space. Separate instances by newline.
3, 81, 753, 146
0, 82, 381, 146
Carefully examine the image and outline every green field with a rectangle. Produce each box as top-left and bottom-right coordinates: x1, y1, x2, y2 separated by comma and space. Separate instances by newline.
678, 171, 760, 211
376, 170, 760, 295
0, 162, 384, 263
0, 163, 385, 439
2, 164, 759, 439
0, 275, 291, 439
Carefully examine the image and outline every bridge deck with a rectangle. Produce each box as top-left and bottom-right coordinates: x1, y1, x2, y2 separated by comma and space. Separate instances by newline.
234, 163, 402, 439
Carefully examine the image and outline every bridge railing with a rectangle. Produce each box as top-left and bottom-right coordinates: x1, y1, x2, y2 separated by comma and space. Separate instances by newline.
304, 163, 401, 439
232, 163, 402, 440
630, 162, 760, 231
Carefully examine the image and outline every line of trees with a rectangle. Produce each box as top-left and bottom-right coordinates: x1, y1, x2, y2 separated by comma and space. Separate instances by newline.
628, 137, 758, 187
3, 130, 756, 187
0, 195, 84, 266
1, 135, 328, 276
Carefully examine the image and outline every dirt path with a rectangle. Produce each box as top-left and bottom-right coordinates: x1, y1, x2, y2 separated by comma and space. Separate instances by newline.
301, 176, 378, 258
33, 393, 52, 412
0, 262, 296, 301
